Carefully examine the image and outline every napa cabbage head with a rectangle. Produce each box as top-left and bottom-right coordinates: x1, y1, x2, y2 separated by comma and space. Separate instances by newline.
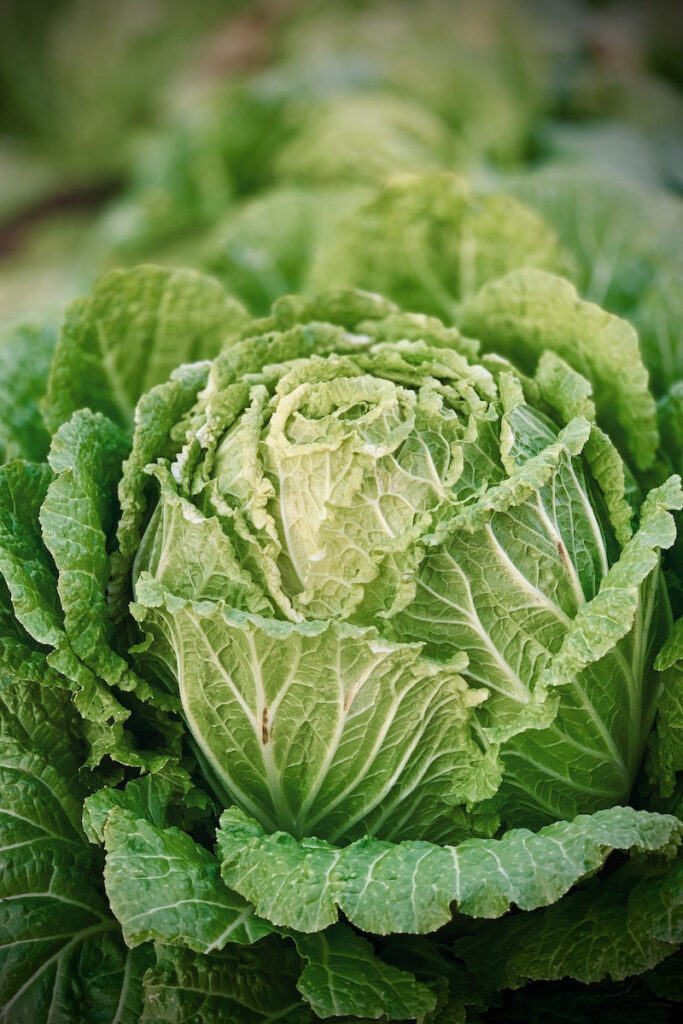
126, 287, 680, 844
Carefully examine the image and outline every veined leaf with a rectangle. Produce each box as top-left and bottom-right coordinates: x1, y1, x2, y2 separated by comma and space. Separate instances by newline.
217, 804, 681, 935
0, 680, 150, 1023
43, 266, 247, 434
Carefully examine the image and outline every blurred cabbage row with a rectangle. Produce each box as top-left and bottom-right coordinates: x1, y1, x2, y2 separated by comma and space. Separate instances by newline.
1, 1, 681, 330
2, 0, 681, 531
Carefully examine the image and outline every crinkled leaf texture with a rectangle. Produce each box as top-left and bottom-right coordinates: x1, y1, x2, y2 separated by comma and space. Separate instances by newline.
42, 265, 247, 434
454, 853, 683, 990
0, 318, 56, 464
141, 940, 317, 1024
0, 680, 151, 1024
0, 270, 681, 1022
0, 406, 186, 771
215, 805, 681, 934
310, 172, 571, 322
505, 169, 683, 397
206, 184, 370, 317
460, 268, 658, 472
647, 616, 683, 804
101, 807, 436, 1021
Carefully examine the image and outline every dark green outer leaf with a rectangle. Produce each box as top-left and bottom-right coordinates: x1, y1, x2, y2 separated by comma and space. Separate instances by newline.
0, 679, 149, 1023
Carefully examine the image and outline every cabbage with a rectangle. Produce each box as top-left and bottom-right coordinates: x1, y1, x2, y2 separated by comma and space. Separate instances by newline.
0, 267, 680, 1020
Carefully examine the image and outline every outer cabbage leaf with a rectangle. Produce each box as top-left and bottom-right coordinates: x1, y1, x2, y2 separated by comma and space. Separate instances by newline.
460, 269, 658, 471
42, 266, 247, 434
454, 854, 683, 988
505, 169, 683, 395
101, 809, 435, 1021
0, 459, 123, 725
293, 924, 436, 1021
82, 773, 214, 846
275, 0, 544, 167
0, 433, 181, 772
274, 93, 458, 187
103, 808, 271, 953
205, 185, 369, 316
647, 617, 683, 804
0, 319, 56, 464
109, 360, 211, 624
659, 382, 683, 478
493, 478, 680, 828
216, 804, 681, 935
141, 935, 436, 1024
0, 679, 151, 1023
132, 586, 494, 844
0, 460, 62, 649
141, 940, 318, 1024
40, 410, 133, 689
0, 575, 65, 688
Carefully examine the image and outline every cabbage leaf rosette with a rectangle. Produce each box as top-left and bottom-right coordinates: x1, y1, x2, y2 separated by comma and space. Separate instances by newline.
0, 268, 681, 1021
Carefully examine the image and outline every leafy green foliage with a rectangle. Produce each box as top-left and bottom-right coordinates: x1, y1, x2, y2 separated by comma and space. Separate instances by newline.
216, 805, 680, 935
205, 185, 370, 316
43, 266, 247, 433
505, 170, 683, 397
454, 855, 683, 988
0, 260, 682, 1019
0, 319, 56, 464
2, 2, 683, 1018
0, 679, 151, 1023
141, 940, 317, 1024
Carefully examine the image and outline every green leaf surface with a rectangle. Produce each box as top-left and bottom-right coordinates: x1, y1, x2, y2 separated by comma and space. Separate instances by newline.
506, 169, 683, 395
0, 452, 137, 753
0, 449, 137, 732
142, 931, 436, 1024
0, 679, 149, 1023
0, 414, 184, 770
647, 616, 683, 799
454, 855, 683, 988
206, 185, 369, 317
43, 266, 247, 434
132, 587, 492, 844
496, 475, 681, 827
0, 460, 61, 647
40, 410, 132, 686
659, 381, 683, 477
141, 940, 317, 1024
460, 269, 658, 471
311, 173, 571, 322
103, 809, 272, 953
294, 924, 436, 1020
275, 94, 457, 188
0, 319, 56, 464
0, 576, 64, 687
217, 805, 681, 935
102, 811, 434, 1020
83, 773, 213, 846
109, 360, 210, 624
